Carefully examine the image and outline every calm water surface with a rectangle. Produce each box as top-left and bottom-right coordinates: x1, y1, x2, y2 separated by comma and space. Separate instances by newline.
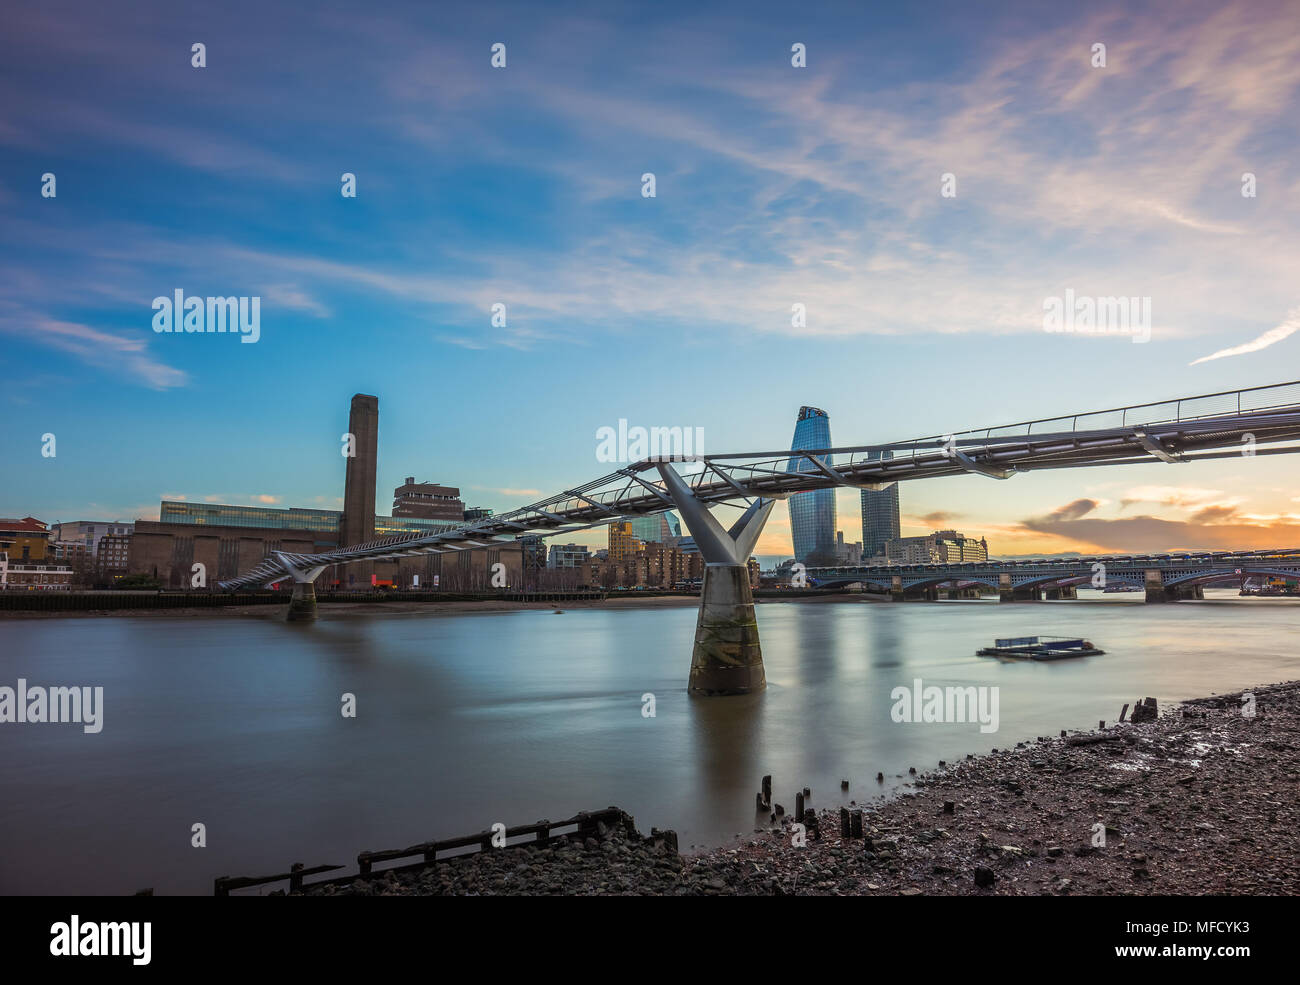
2, 590, 1296, 894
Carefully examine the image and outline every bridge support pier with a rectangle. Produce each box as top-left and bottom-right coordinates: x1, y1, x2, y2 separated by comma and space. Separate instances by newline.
657, 466, 774, 696
690, 563, 765, 694
998, 574, 1041, 602
1144, 568, 1169, 603
276, 553, 327, 622
288, 581, 318, 621
1045, 585, 1077, 600
1000, 586, 1042, 602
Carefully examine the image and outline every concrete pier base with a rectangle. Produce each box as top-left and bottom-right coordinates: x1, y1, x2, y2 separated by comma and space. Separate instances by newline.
688, 563, 766, 696
276, 553, 326, 623
656, 464, 774, 696
287, 579, 318, 621
1000, 587, 1043, 602
1148, 583, 1204, 602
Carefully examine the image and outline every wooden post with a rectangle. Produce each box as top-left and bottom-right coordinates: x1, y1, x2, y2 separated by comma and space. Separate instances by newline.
795, 792, 805, 823
289, 862, 304, 894
840, 807, 850, 839
850, 810, 863, 838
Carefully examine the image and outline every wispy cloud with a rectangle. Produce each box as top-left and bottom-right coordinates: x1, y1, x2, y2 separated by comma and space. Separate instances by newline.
911, 510, 961, 526
1190, 306, 1300, 364
262, 284, 331, 319
1119, 485, 1241, 510
1018, 496, 1300, 552
0, 313, 188, 389
8, 1, 1300, 359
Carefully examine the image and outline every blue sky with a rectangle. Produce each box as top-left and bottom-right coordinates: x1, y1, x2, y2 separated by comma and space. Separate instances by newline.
4, 0, 1300, 557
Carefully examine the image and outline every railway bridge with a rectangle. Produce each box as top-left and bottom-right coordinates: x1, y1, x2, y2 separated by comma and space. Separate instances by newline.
805, 549, 1300, 602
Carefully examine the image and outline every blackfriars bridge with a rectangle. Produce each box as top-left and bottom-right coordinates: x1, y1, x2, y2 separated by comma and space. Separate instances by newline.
806, 549, 1300, 603
220, 379, 1300, 696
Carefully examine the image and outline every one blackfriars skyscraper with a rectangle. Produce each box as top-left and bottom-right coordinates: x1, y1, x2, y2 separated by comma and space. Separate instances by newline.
860, 450, 900, 561
786, 406, 836, 564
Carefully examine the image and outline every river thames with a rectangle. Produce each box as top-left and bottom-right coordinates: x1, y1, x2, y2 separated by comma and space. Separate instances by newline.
1, 591, 1295, 894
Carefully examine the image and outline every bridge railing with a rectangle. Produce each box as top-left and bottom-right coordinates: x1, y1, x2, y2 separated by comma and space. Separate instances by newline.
965, 379, 1300, 442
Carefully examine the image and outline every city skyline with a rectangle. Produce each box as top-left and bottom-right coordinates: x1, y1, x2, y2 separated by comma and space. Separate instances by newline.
12, 377, 1300, 562
5, 0, 1300, 558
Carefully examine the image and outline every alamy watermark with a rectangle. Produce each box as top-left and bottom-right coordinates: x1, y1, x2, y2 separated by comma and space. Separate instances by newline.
0, 679, 103, 733
1043, 289, 1150, 343
152, 290, 261, 343
595, 419, 704, 463
890, 677, 999, 734
50, 916, 150, 965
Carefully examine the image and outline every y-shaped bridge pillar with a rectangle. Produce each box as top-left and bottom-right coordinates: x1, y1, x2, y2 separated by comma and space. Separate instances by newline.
275, 553, 327, 622
657, 465, 775, 696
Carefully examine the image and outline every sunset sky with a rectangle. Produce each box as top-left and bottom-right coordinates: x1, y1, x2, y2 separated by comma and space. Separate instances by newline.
4, 0, 1300, 560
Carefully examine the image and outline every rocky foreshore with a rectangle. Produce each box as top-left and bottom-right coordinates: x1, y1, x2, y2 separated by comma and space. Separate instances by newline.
303, 680, 1300, 896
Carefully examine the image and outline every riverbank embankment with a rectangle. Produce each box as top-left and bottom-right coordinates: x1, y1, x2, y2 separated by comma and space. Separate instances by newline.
301, 680, 1299, 895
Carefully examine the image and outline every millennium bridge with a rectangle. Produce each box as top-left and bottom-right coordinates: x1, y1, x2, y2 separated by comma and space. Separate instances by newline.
806, 548, 1300, 602
221, 379, 1300, 696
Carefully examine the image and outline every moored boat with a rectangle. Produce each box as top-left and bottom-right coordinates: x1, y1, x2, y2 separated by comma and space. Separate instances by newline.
976, 635, 1104, 660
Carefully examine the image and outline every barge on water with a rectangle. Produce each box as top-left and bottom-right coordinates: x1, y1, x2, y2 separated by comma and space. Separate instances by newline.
976, 635, 1104, 660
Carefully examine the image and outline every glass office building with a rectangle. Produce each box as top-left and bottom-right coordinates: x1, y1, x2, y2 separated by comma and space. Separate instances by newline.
629, 512, 681, 544
859, 450, 901, 559
785, 406, 837, 563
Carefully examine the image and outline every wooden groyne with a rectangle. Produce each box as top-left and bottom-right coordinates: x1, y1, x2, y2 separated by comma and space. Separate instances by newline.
213, 807, 668, 896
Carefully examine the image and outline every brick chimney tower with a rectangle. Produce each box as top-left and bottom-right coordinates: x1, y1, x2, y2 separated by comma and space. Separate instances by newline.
340, 394, 378, 548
